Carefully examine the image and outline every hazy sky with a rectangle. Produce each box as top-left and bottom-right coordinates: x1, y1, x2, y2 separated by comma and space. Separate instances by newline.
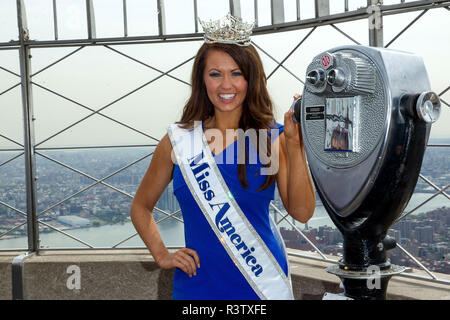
0, 0, 449, 149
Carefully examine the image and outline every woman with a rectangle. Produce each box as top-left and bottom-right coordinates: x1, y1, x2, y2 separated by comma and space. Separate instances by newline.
130, 38, 315, 300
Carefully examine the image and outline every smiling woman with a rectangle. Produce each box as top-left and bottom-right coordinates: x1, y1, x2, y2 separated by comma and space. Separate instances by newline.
179, 42, 279, 190
130, 22, 316, 299
203, 50, 248, 115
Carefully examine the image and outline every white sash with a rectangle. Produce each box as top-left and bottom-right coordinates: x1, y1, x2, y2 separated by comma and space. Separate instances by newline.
168, 121, 293, 300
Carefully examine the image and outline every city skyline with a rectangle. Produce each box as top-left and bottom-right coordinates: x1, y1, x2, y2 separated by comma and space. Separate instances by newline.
0, 146, 448, 274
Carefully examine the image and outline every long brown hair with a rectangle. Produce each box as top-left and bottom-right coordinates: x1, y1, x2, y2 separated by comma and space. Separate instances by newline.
178, 42, 277, 191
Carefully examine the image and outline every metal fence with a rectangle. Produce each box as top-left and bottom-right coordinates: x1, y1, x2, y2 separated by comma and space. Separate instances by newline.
0, 0, 449, 288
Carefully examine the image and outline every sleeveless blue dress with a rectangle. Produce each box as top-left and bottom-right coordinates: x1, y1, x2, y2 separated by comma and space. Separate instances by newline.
172, 122, 287, 300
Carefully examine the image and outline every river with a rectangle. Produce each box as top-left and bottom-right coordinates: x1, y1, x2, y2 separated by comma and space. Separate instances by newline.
0, 192, 448, 250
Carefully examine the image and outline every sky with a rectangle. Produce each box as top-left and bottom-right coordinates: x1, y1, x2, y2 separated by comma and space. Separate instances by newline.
0, 0, 449, 149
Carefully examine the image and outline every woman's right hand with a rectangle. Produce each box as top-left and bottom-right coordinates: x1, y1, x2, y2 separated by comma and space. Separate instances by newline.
157, 248, 200, 277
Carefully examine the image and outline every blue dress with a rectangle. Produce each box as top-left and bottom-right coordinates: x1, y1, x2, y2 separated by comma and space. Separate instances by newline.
172, 122, 287, 300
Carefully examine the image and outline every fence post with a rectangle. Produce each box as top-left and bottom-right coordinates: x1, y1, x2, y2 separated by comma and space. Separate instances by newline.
368, 0, 384, 47
17, 0, 39, 253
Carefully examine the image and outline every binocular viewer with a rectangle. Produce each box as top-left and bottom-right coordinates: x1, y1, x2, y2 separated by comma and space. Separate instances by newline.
293, 45, 441, 299
304, 50, 440, 124
306, 63, 352, 90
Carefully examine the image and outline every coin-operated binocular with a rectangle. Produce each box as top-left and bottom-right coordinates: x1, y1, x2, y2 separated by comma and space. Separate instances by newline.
293, 45, 440, 300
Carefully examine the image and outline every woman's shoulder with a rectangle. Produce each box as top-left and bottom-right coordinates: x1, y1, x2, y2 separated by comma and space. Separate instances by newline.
159, 132, 172, 147
154, 133, 174, 165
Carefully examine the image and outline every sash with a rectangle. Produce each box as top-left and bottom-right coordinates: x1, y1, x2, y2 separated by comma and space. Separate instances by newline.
168, 121, 293, 300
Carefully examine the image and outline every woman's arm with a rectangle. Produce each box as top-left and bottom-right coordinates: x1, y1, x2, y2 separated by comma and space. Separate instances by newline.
130, 133, 200, 277
275, 96, 316, 223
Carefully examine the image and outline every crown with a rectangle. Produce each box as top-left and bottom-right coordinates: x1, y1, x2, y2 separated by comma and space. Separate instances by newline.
198, 13, 254, 46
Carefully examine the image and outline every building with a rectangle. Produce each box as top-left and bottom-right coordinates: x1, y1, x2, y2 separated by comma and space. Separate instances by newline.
394, 220, 413, 239
416, 226, 434, 244
156, 182, 180, 213
57, 215, 91, 227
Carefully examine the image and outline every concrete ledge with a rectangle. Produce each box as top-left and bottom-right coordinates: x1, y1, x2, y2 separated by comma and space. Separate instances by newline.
23, 249, 173, 300
287, 249, 450, 300
0, 251, 24, 300
0, 249, 448, 300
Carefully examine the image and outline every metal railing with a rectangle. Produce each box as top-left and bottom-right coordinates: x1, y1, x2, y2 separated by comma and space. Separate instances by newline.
0, 0, 449, 290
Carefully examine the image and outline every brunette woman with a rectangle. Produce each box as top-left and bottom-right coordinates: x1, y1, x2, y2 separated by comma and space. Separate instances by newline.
130, 22, 315, 299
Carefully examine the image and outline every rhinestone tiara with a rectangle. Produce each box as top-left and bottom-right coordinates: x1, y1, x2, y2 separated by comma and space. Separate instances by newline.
198, 13, 255, 46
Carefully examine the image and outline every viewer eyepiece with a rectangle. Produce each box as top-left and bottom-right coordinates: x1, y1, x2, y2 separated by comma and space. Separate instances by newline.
306, 69, 325, 87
